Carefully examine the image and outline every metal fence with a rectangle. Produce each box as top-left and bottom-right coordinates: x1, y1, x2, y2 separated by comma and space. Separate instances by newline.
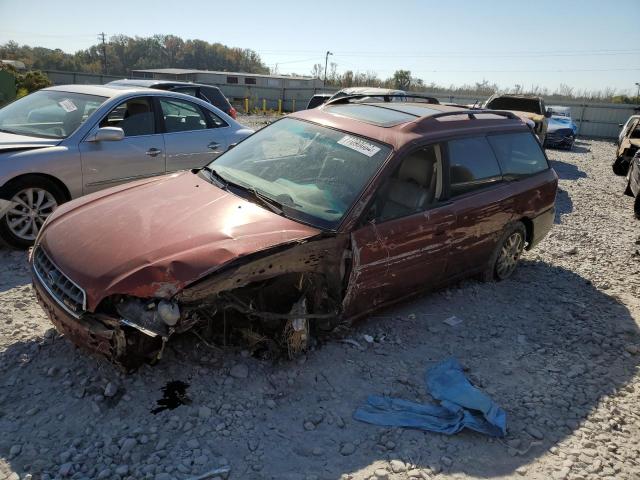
42, 69, 640, 139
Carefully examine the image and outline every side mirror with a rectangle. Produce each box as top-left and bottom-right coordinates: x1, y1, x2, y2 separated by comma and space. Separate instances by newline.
545, 109, 552, 118
88, 127, 124, 142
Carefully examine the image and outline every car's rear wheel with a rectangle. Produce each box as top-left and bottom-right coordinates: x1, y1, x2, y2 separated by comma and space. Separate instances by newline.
0, 176, 66, 249
481, 222, 526, 282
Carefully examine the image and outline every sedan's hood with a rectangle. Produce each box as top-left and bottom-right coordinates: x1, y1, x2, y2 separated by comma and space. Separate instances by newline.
0, 131, 61, 152
39, 171, 321, 310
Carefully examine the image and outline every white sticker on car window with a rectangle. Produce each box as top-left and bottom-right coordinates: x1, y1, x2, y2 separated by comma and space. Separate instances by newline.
337, 135, 381, 157
58, 99, 78, 113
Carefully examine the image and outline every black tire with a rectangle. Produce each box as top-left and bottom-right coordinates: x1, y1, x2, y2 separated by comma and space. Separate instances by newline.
480, 222, 527, 282
0, 176, 67, 249
634, 195, 640, 220
612, 156, 629, 176
625, 179, 633, 197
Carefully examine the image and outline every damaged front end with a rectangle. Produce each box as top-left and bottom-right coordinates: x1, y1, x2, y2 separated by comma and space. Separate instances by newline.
33, 235, 351, 370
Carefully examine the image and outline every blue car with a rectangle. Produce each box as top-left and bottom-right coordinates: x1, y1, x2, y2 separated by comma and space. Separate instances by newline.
544, 106, 577, 150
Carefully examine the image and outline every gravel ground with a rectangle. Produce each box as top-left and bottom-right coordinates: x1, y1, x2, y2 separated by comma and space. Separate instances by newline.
0, 132, 639, 480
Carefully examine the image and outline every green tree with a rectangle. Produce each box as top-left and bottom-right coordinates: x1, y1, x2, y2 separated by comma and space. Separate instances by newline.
18, 70, 51, 93
392, 70, 411, 90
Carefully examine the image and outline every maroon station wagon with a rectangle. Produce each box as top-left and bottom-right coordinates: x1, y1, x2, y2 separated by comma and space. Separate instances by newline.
30, 96, 557, 369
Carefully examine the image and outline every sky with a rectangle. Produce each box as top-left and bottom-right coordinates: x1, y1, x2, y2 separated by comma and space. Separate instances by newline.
1, 0, 639, 94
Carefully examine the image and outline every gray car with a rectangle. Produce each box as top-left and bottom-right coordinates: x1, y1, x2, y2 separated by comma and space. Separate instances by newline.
0, 84, 253, 247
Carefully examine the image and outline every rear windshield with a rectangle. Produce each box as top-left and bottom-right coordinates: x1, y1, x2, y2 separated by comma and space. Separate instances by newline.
486, 97, 542, 115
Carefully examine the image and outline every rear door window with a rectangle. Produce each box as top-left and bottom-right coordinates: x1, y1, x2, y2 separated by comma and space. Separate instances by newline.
447, 136, 502, 196
159, 98, 208, 133
488, 132, 549, 176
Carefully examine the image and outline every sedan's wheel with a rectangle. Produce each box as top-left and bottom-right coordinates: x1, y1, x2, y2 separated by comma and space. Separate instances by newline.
481, 221, 527, 282
7, 188, 57, 239
0, 177, 66, 248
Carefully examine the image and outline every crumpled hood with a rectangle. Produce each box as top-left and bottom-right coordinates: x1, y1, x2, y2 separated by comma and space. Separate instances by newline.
38, 171, 320, 310
0, 131, 61, 152
510, 110, 544, 123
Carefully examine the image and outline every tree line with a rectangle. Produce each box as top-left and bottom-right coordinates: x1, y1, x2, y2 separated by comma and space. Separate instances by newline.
309, 62, 639, 104
0, 35, 269, 76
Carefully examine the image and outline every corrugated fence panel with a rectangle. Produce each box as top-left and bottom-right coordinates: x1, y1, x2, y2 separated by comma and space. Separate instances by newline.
41, 70, 640, 138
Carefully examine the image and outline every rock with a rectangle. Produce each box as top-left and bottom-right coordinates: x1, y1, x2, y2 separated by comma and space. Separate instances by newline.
59, 462, 73, 477
390, 459, 406, 473
9, 444, 21, 458
441, 456, 453, 467
373, 469, 389, 480
186, 438, 200, 449
229, 364, 249, 379
198, 406, 212, 419
525, 425, 544, 440
625, 344, 639, 355
97, 468, 111, 479
104, 382, 118, 397
340, 442, 356, 456
120, 437, 137, 455
303, 421, 315, 431
115, 465, 129, 475
363, 334, 374, 343
155, 474, 173, 480
516, 466, 528, 476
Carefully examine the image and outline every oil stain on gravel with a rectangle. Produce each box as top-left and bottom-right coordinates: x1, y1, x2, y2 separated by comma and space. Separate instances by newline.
151, 380, 191, 414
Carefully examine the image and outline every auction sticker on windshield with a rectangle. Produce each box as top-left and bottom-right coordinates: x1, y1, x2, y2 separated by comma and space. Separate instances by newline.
337, 135, 381, 157
58, 99, 78, 113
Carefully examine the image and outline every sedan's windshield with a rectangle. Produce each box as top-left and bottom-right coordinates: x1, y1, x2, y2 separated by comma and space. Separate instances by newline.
0, 90, 107, 139
209, 118, 391, 230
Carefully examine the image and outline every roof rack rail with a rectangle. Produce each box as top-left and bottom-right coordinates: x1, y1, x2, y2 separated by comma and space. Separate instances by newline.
324, 93, 440, 106
424, 109, 519, 121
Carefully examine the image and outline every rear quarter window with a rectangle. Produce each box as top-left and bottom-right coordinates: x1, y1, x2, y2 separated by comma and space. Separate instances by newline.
447, 136, 502, 196
488, 132, 549, 176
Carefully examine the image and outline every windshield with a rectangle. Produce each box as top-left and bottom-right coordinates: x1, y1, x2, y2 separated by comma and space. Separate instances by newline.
486, 97, 542, 115
209, 118, 391, 230
0, 90, 107, 139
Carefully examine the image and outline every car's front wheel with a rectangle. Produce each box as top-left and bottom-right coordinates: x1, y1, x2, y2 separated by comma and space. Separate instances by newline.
613, 156, 630, 176
481, 222, 526, 282
0, 176, 66, 248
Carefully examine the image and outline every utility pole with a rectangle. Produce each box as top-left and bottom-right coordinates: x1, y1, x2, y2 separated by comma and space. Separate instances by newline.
324, 51, 333, 87
98, 32, 107, 74
636, 82, 640, 100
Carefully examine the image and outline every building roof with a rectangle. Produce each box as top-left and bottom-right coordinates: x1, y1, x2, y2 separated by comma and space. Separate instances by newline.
131, 68, 317, 81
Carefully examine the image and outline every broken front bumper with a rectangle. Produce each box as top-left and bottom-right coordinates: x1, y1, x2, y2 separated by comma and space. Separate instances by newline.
32, 273, 162, 370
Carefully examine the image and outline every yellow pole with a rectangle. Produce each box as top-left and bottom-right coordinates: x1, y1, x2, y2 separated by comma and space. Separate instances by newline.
262, 99, 266, 114
244, 98, 249, 114
278, 99, 282, 115
292, 99, 296, 112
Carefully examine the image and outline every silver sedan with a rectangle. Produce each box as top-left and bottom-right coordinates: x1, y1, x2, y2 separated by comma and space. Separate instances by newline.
0, 84, 253, 247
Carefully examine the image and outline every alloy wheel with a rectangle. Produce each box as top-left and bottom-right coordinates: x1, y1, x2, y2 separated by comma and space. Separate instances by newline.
5, 188, 58, 241
496, 232, 524, 279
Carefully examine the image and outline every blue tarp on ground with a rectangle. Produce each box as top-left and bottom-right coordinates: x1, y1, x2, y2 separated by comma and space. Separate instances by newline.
353, 357, 507, 437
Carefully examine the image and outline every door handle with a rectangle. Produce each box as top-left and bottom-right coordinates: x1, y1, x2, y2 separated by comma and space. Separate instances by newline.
146, 148, 162, 157
207, 142, 221, 150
